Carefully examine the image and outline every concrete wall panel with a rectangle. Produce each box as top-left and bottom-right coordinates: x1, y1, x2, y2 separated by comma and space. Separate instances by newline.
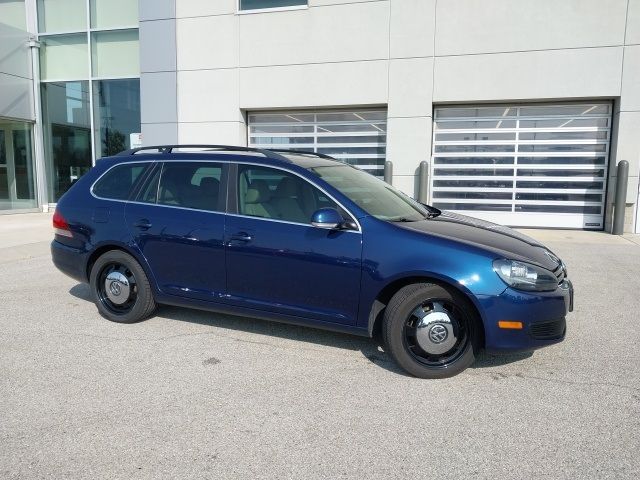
389, 0, 435, 59
239, 1, 389, 67
433, 47, 624, 102
139, 0, 175, 21
140, 19, 176, 72
626, 0, 640, 45
435, 0, 627, 56
239, 60, 388, 109
178, 121, 246, 145
176, 0, 236, 18
388, 57, 433, 118
385, 116, 432, 177
177, 15, 238, 70
141, 71, 177, 123
621, 45, 640, 112
178, 69, 241, 122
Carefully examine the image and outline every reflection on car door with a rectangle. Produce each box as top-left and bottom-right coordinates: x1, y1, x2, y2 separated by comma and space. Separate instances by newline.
224, 164, 363, 326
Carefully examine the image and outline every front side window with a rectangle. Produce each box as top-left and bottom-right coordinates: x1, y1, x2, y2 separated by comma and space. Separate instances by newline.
310, 165, 428, 222
156, 162, 223, 212
240, 0, 307, 12
93, 163, 146, 200
238, 165, 337, 224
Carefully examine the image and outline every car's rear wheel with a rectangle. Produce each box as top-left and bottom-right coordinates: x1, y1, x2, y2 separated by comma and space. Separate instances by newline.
90, 250, 156, 323
382, 283, 482, 378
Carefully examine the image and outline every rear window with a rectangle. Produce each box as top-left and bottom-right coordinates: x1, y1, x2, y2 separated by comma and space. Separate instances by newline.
93, 163, 147, 200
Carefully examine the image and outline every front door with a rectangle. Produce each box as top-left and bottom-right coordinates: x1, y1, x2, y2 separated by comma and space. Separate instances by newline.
0, 122, 37, 211
225, 164, 363, 326
126, 160, 227, 302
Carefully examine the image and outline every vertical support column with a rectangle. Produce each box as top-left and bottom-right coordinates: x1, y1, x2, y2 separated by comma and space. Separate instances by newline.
384, 160, 393, 184
25, 0, 49, 210
418, 160, 429, 203
612, 160, 629, 235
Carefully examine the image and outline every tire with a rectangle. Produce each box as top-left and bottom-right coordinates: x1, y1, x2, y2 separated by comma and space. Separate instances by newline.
382, 282, 482, 379
89, 250, 156, 324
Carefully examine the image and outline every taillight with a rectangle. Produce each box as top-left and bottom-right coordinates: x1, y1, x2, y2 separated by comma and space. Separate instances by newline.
53, 209, 73, 238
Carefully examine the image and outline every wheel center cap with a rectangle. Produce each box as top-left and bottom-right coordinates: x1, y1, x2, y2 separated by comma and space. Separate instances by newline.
104, 271, 130, 305
109, 281, 121, 296
428, 324, 448, 344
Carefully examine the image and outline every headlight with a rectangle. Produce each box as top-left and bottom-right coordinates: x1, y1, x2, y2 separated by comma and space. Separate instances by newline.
493, 259, 558, 292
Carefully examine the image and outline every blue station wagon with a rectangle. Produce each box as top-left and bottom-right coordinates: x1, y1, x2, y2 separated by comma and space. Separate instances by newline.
51, 145, 573, 378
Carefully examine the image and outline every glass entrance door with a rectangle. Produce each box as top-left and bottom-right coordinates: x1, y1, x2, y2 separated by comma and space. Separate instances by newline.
0, 121, 37, 211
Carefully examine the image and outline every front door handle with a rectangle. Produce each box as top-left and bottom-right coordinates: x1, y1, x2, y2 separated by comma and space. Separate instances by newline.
229, 232, 252, 243
134, 219, 152, 230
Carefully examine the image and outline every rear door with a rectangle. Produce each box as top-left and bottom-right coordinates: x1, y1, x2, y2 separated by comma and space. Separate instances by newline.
125, 160, 228, 302
224, 163, 363, 326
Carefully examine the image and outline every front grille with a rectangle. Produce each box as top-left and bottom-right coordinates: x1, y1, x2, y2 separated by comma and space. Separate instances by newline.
530, 318, 566, 340
552, 264, 566, 284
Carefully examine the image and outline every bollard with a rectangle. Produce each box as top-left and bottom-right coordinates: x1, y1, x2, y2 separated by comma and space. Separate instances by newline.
418, 161, 429, 203
612, 160, 629, 235
384, 160, 393, 184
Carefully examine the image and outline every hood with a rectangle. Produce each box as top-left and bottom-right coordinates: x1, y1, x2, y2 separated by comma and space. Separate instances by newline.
398, 211, 561, 271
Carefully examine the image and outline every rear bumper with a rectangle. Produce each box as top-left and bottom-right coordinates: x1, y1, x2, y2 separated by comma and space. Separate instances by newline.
51, 240, 87, 283
479, 280, 573, 353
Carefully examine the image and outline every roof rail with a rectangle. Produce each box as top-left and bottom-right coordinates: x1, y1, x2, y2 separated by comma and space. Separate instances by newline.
116, 144, 290, 161
264, 148, 336, 160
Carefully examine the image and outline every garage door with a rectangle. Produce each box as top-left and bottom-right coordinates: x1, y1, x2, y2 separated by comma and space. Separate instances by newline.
248, 110, 387, 176
431, 103, 611, 229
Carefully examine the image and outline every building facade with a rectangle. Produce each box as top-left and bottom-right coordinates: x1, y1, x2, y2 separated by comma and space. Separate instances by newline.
2, 0, 640, 233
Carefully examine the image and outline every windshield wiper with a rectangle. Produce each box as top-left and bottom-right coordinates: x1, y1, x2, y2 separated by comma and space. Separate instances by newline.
389, 217, 419, 222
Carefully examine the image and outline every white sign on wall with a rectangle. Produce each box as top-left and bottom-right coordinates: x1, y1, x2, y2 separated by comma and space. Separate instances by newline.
130, 132, 142, 149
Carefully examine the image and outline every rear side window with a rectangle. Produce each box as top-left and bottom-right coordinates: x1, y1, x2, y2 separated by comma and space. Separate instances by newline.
93, 163, 147, 200
156, 162, 223, 212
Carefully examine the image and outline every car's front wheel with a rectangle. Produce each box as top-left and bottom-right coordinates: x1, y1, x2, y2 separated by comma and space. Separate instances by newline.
382, 282, 482, 378
89, 250, 156, 323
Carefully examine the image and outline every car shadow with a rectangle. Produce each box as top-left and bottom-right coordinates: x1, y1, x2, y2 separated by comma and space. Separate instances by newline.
69, 283, 533, 376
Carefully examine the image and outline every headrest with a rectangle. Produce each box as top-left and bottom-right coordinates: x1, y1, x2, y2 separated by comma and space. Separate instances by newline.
245, 180, 271, 204
274, 177, 299, 197
200, 177, 220, 193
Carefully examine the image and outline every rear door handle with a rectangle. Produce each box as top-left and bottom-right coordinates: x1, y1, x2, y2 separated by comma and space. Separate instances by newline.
229, 232, 252, 243
134, 219, 152, 230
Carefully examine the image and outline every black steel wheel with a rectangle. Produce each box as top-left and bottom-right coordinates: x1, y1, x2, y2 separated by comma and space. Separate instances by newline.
383, 283, 482, 378
90, 250, 156, 323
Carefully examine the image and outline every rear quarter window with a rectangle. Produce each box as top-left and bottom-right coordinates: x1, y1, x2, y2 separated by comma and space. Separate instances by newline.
93, 163, 147, 200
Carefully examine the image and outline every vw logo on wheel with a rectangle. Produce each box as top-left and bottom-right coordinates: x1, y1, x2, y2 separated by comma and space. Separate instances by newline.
109, 281, 121, 296
428, 324, 448, 344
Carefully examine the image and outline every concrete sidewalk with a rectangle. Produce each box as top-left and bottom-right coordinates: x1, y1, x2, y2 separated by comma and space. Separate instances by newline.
0, 212, 52, 264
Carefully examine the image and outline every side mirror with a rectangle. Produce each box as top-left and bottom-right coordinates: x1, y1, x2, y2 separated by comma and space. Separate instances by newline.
311, 208, 344, 229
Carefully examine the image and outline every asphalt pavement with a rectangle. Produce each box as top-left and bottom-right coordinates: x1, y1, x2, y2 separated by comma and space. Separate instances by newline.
0, 213, 639, 479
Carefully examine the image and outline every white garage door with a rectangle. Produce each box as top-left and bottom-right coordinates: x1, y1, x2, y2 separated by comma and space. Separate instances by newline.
431, 103, 611, 229
248, 110, 387, 176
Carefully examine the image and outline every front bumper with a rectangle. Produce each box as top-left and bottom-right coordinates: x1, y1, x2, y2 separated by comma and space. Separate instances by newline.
478, 280, 573, 353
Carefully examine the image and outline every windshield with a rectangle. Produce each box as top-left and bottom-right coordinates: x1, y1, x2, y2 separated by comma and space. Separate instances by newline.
309, 165, 433, 222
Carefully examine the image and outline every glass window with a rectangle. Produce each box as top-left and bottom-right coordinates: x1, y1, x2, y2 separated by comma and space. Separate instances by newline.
37, 0, 86, 32
249, 110, 387, 177
0, 0, 27, 30
0, 131, 7, 202
158, 162, 223, 212
93, 163, 146, 200
310, 165, 429, 222
93, 78, 140, 157
240, 0, 307, 11
91, 29, 139, 78
41, 81, 92, 202
238, 165, 337, 224
40, 34, 89, 80
13, 127, 35, 201
138, 165, 159, 203
90, 0, 138, 29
